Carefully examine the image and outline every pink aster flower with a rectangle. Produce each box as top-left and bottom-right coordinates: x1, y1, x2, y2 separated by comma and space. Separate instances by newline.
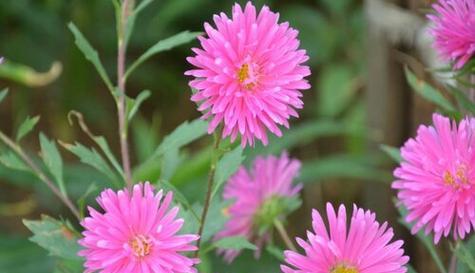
282, 203, 409, 273
428, 0, 475, 69
214, 153, 302, 262
79, 182, 199, 273
185, 2, 311, 147
393, 113, 475, 243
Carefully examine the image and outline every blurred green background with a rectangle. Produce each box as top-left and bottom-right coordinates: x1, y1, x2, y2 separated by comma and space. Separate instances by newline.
0, 0, 438, 272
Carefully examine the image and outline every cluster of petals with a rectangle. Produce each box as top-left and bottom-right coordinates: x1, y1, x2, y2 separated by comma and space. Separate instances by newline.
282, 203, 409, 273
393, 113, 475, 243
428, 0, 475, 69
214, 153, 302, 262
78, 182, 199, 273
186, 1, 311, 147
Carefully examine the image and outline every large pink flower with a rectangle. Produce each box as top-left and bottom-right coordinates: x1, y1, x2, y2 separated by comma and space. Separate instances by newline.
185, 2, 311, 147
428, 0, 475, 69
79, 182, 199, 273
393, 113, 475, 243
214, 153, 302, 262
282, 204, 409, 273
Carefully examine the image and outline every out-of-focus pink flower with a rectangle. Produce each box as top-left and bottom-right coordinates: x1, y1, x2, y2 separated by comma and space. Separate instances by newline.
282, 203, 409, 273
393, 113, 475, 243
185, 2, 311, 147
79, 182, 199, 273
428, 0, 475, 69
214, 153, 302, 262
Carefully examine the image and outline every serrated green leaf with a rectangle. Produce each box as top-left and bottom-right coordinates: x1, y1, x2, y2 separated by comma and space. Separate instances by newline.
39, 133, 65, 195
0, 88, 8, 104
0, 151, 29, 172
397, 205, 447, 273
127, 89, 151, 121
16, 116, 40, 142
23, 215, 82, 260
405, 67, 456, 112
213, 236, 257, 251
60, 141, 120, 186
212, 146, 244, 199
126, 31, 200, 78
380, 144, 402, 163
68, 23, 114, 93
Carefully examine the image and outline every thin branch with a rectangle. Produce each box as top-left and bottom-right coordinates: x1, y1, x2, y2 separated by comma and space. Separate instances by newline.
117, 0, 133, 188
194, 127, 223, 257
274, 219, 296, 252
0, 131, 81, 220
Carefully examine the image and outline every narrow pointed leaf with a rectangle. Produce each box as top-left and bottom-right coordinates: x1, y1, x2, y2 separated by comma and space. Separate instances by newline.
39, 133, 65, 194
16, 116, 40, 142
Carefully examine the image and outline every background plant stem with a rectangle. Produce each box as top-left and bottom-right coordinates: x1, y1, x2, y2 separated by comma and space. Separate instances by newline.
117, 0, 133, 188
274, 219, 296, 252
0, 131, 80, 220
195, 126, 224, 257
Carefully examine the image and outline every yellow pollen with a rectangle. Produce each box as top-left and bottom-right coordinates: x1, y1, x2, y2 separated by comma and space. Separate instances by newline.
129, 235, 152, 258
443, 164, 470, 189
237, 64, 255, 89
331, 265, 359, 273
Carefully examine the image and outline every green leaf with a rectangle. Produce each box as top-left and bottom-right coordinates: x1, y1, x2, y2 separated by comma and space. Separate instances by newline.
0, 88, 8, 104
317, 64, 356, 117
39, 133, 65, 195
300, 154, 391, 183
160, 148, 183, 181
266, 244, 285, 261
126, 31, 200, 79
16, 116, 40, 142
0, 151, 29, 172
152, 119, 208, 159
23, 215, 82, 260
380, 144, 402, 163
397, 205, 447, 273
456, 243, 475, 272
124, 0, 154, 45
405, 67, 456, 112
450, 86, 475, 115
68, 23, 114, 93
213, 236, 257, 251
212, 146, 244, 199
60, 141, 120, 186
127, 90, 151, 121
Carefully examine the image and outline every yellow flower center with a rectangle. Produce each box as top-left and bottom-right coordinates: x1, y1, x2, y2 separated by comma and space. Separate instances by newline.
330, 265, 359, 273
237, 63, 257, 90
443, 164, 470, 189
129, 235, 153, 257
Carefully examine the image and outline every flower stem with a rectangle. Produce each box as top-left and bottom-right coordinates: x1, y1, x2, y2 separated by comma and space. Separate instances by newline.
274, 219, 296, 252
117, 0, 133, 189
195, 126, 224, 257
448, 240, 461, 273
0, 131, 81, 220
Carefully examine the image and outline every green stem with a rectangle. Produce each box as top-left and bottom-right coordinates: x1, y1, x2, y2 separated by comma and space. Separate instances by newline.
274, 219, 296, 252
194, 126, 224, 257
0, 131, 80, 220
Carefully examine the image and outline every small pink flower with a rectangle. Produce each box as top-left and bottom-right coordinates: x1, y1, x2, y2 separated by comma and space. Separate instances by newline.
215, 153, 302, 262
282, 203, 409, 273
428, 0, 475, 69
393, 113, 475, 243
79, 182, 199, 273
185, 2, 311, 147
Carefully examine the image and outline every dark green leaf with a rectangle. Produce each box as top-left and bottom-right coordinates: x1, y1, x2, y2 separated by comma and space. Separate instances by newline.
405, 67, 456, 112
318, 64, 356, 117
39, 133, 65, 195
16, 115, 40, 142
380, 144, 402, 163
212, 146, 244, 199
126, 31, 200, 78
127, 89, 151, 121
68, 23, 114, 93
23, 215, 82, 260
